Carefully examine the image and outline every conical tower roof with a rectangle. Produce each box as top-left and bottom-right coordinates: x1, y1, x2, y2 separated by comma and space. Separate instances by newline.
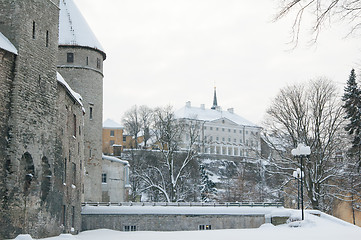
59, 0, 106, 59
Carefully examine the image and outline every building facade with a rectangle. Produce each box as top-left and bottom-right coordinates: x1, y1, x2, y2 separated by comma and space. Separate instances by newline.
175, 89, 262, 158
101, 155, 130, 202
102, 119, 124, 156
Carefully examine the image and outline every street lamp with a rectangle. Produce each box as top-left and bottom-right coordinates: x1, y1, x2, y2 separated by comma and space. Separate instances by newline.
291, 143, 311, 221
292, 168, 300, 210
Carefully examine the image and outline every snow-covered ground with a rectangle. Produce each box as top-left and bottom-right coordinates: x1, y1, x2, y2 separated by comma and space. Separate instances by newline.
15, 211, 361, 240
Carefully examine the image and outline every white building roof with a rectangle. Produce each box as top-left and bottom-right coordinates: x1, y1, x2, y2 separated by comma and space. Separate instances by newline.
103, 119, 124, 129
175, 104, 259, 128
0, 32, 17, 55
102, 154, 129, 165
56, 72, 84, 108
59, 0, 105, 57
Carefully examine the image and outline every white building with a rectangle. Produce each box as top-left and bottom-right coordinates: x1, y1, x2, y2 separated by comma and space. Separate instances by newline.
175, 88, 262, 158
101, 155, 130, 202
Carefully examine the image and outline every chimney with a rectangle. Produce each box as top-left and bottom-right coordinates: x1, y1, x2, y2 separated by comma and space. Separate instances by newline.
227, 108, 234, 114
200, 104, 205, 110
186, 101, 191, 108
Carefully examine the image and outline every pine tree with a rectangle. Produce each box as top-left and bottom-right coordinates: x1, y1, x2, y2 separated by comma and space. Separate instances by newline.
199, 165, 217, 202
342, 69, 361, 170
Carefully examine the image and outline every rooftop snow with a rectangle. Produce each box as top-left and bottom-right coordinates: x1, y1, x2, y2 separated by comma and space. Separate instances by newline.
0, 32, 17, 55
57, 72, 83, 107
59, 0, 105, 57
175, 105, 259, 128
103, 119, 124, 129
102, 154, 129, 165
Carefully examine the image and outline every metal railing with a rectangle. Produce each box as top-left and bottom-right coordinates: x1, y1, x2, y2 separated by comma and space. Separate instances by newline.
82, 202, 283, 207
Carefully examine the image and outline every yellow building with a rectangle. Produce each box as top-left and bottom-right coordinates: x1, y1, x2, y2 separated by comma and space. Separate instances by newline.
102, 119, 124, 155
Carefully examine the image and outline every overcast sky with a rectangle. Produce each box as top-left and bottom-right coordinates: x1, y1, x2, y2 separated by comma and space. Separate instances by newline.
74, 0, 361, 126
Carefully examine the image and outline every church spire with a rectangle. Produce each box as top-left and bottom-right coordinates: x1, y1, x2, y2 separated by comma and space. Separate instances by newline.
211, 86, 218, 110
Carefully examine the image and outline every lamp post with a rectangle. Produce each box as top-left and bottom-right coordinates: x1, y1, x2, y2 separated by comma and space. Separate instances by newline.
292, 168, 301, 210
291, 143, 311, 221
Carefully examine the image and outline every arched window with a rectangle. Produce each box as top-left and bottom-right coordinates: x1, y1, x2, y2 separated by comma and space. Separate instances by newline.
21, 152, 34, 196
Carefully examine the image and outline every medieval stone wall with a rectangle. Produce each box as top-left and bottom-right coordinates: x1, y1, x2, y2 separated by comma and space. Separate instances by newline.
0, 0, 66, 238
56, 83, 85, 234
58, 46, 104, 202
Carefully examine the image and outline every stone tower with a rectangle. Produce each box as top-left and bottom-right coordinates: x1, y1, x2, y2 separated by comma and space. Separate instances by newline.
58, 0, 106, 202
0, 0, 64, 238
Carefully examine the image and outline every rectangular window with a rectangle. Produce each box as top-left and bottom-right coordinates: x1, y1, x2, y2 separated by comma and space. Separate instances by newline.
67, 52, 74, 63
73, 114, 77, 137
210, 127, 213, 130
46, 31, 49, 47
228, 129, 230, 132
216, 128, 219, 131
89, 149, 92, 158
124, 225, 136, 231
234, 129, 236, 133
110, 140, 115, 146
71, 206, 75, 228
62, 205, 66, 226
32, 21, 36, 39
204, 126, 207, 130
123, 136, 126, 141
239, 130, 242, 134
110, 130, 115, 137
222, 137, 225, 141
222, 128, 225, 132
97, 58, 101, 69
216, 137, 219, 141
89, 107, 93, 120
102, 173, 107, 183
86, 56, 89, 65
228, 137, 231, 142
199, 225, 211, 230
63, 159, 67, 183
72, 163, 76, 185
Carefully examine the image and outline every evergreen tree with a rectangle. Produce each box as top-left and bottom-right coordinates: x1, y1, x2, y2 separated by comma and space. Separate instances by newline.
199, 165, 217, 202
342, 69, 361, 170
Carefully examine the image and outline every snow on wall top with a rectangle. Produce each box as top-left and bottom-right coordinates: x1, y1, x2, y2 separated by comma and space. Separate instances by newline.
59, 0, 105, 56
0, 32, 17, 55
102, 154, 129, 165
103, 119, 124, 129
82, 205, 289, 216
174, 104, 259, 128
57, 72, 83, 108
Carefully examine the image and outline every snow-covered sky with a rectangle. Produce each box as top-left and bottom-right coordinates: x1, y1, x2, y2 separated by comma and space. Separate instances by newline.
73, 0, 361, 125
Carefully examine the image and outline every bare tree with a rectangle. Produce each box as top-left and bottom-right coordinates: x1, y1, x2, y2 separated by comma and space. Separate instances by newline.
139, 105, 153, 149
138, 106, 200, 202
122, 105, 141, 149
264, 78, 348, 211
275, 0, 361, 45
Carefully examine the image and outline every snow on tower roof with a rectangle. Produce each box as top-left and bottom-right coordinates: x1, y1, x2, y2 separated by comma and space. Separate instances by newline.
57, 72, 84, 109
175, 103, 259, 128
0, 32, 17, 55
103, 119, 124, 129
59, 0, 106, 59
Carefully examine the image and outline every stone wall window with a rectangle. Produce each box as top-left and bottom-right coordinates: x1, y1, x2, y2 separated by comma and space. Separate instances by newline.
73, 114, 77, 137
71, 206, 75, 228
199, 225, 211, 230
46, 31, 49, 47
72, 163, 76, 185
67, 52, 74, 63
124, 226, 136, 231
32, 21, 36, 39
110, 130, 114, 137
96, 58, 101, 69
101, 173, 107, 183
41, 157, 52, 201
89, 107, 93, 120
86, 56, 89, 65
62, 205, 66, 226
